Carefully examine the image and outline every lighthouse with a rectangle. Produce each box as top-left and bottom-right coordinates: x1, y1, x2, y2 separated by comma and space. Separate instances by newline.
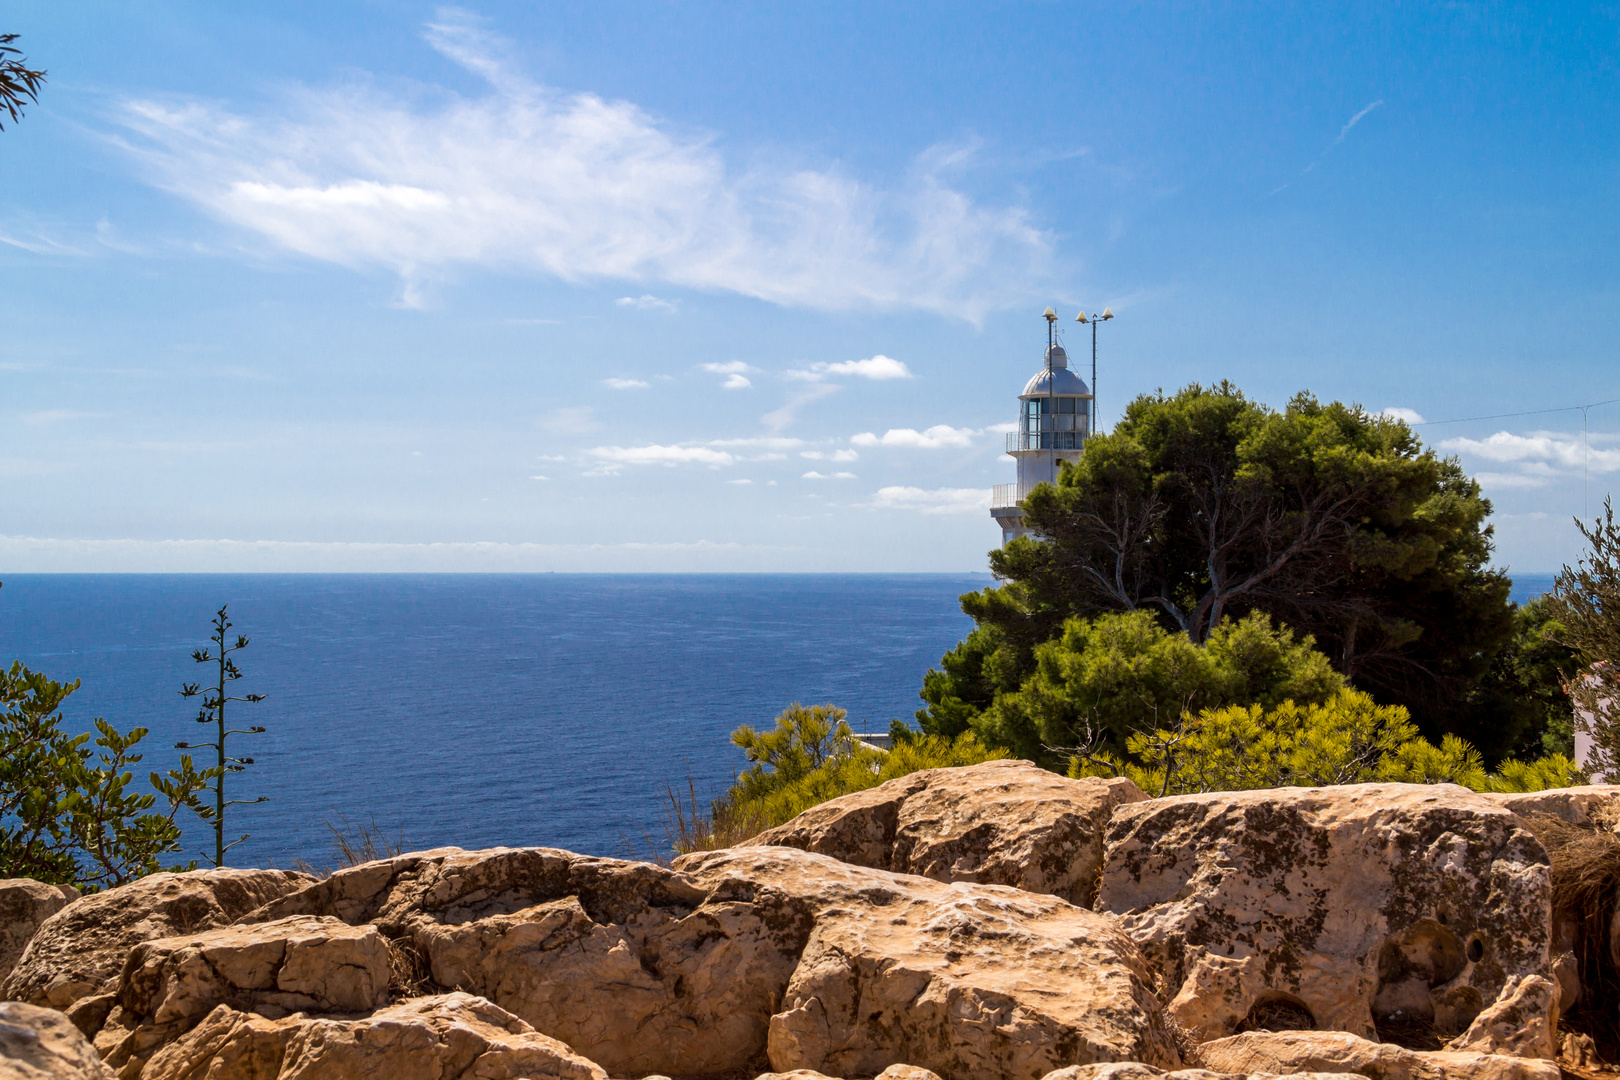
989, 308, 1095, 544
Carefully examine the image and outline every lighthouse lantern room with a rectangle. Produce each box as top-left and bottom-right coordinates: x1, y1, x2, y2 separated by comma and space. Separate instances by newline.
989, 308, 1094, 544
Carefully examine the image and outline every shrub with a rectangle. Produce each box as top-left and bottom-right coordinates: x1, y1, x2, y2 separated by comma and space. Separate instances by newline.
668, 702, 1008, 855
1072, 687, 1578, 797
975, 609, 1345, 765
0, 660, 212, 888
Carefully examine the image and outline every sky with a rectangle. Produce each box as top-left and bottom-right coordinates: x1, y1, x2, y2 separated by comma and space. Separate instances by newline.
1, 2, 1617, 574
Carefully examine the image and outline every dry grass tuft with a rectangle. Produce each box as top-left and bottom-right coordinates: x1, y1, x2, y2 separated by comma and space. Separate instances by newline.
386, 935, 435, 1001
624, 776, 773, 866
1522, 811, 1620, 1062
293, 814, 409, 879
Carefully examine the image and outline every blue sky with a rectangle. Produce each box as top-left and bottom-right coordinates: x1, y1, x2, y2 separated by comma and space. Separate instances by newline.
1, 2, 1616, 573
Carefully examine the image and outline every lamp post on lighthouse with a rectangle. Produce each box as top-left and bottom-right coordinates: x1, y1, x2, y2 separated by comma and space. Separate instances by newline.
1076, 306, 1113, 433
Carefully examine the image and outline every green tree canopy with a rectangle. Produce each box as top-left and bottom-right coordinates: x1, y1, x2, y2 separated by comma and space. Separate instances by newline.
966, 609, 1345, 764
922, 383, 1520, 757
1550, 498, 1620, 777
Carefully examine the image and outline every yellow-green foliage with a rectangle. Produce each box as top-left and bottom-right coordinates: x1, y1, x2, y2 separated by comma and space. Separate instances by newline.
1071, 688, 1579, 796
723, 702, 1007, 836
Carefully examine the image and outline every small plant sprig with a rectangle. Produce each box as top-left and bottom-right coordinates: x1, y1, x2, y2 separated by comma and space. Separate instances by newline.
177, 604, 267, 866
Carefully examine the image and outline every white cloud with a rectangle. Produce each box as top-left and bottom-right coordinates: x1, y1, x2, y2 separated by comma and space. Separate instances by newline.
602, 377, 650, 390
109, 14, 1049, 319
850, 424, 978, 449
1382, 407, 1424, 424
616, 294, 677, 312
707, 436, 804, 451
788, 355, 913, 382
700, 361, 756, 390
726, 478, 752, 485
529, 474, 549, 481
20, 410, 111, 425
863, 486, 991, 515
800, 449, 859, 462
1440, 431, 1620, 472
586, 444, 736, 471
803, 471, 856, 480
536, 454, 568, 462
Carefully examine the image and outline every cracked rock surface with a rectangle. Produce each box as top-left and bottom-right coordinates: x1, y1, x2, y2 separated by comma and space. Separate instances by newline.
1096, 784, 1553, 1045
753, 760, 1148, 906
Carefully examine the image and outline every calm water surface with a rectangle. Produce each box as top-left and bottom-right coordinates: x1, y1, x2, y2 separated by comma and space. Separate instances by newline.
0, 574, 987, 867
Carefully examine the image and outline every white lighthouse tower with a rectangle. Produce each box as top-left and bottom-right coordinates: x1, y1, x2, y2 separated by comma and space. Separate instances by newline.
989, 308, 1094, 544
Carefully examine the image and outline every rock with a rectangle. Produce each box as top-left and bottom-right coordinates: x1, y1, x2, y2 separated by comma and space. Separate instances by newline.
0, 879, 76, 987
1, 869, 312, 1022
1442, 976, 1558, 1059
95, 916, 391, 1077
681, 845, 1179, 1080
0, 1001, 114, 1080
1096, 784, 1553, 1045
1039, 1066, 1366, 1080
753, 760, 1148, 906
246, 844, 1180, 1079
135, 992, 607, 1080
1198, 1030, 1561, 1080
1475, 786, 1620, 829
755, 1068, 943, 1080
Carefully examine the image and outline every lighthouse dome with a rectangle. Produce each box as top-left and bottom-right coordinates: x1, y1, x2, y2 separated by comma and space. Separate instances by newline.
1021, 366, 1091, 398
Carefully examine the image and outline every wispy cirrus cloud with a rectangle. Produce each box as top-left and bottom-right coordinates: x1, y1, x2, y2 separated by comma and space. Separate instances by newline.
108, 12, 1050, 319
602, 377, 650, 390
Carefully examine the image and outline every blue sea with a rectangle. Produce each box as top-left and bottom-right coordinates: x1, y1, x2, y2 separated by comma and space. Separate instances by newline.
0, 574, 989, 869
0, 570, 1556, 870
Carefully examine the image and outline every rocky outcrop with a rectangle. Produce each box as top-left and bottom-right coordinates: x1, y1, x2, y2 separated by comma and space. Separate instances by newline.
0, 1001, 113, 1080
92, 916, 393, 1075
1197, 1030, 1561, 1080
243, 843, 1180, 1079
1096, 784, 1553, 1046
134, 993, 606, 1080
753, 760, 1147, 906
1475, 785, 1620, 828
0, 879, 76, 987
1039, 1065, 1365, 1080
1, 869, 312, 1030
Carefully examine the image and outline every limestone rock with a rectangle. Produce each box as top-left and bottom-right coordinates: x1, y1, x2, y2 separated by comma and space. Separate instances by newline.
247, 844, 1179, 1080
1097, 784, 1553, 1045
1475, 786, 1620, 829
1198, 1030, 1561, 1080
754, 760, 1148, 905
1441, 976, 1558, 1059
1040, 1066, 1365, 1080
754, 1071, 944, 1080
136, 993, 607, 1080
1, 869, 312, 1020
0, 1001, 114, 1080
681, 844, 1180, 1080
0, 879, 76, 987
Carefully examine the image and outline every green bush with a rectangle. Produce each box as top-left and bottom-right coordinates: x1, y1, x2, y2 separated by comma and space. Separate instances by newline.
973, 610, 1345, 765
1072, 687, 1578, 797
0, 660, 213, 888
668, 703, 1008, 854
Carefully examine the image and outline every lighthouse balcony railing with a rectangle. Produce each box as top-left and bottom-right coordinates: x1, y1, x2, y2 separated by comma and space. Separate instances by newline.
990, 482, 1038, 510
1007, 430, 1087, 452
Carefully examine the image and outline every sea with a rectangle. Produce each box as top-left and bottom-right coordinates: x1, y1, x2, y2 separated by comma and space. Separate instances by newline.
0, 571, 1558, 870
0, 574, 988, 869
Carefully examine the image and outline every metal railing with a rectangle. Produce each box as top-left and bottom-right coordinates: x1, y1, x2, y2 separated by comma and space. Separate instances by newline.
990, 482, 1035, 510
1007, 430, 1087, 452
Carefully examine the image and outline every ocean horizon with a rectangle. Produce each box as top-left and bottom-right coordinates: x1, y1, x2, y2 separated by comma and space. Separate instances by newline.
0, 570, 1558, 870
